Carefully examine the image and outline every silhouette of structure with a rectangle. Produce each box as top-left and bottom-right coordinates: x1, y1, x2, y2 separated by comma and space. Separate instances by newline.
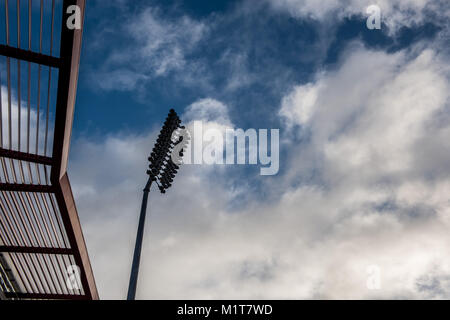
127, 109, 188, 300
0, 0, 98, 300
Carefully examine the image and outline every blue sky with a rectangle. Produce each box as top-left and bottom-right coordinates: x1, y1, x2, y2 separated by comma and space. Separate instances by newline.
71, 0, 443, 193
59, 0, 450, 299
74, 0, 440, 139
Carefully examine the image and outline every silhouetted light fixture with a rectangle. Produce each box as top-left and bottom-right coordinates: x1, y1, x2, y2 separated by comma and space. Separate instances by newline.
127, 109, 187, 300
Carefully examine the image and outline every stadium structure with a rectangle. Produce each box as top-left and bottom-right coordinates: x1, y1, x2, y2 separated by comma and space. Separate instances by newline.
0, 0, 98, 300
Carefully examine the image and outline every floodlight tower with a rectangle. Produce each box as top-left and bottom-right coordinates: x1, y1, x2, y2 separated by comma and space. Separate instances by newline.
127, 109, 189, 300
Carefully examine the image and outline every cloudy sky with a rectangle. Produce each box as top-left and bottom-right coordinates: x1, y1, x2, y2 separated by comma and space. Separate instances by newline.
64, 0, 450, 299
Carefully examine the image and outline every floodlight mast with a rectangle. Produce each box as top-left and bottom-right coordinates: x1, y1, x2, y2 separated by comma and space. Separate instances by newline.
127, 109, 188, 300
126, 177, 152, 301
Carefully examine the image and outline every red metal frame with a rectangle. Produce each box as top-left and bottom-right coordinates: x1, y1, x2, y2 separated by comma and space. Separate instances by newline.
0, 0, 98, 300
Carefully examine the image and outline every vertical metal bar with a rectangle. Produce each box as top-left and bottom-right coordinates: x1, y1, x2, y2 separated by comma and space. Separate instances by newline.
27, 0, 33, 183
40, 253, 63, 294
17, 0, 21, 149
27, 0, 31, 147
43, 0, 56, 184
34, 0, 44, 185
0, 56, 3, 148
48, 192, 68, 248
44, 0, 55, 158
6, 45, 16, 181
31, 193, 53, 247
39, 192, 70, 290
5, 1, 9, 45
4, 191, 50, 293
0, 195, 23, 241
0, 213, 12, 247
36, 0, 44, 155
40, 193, 62, 247
14, 192, 39, 246
5, 0, 12, 151
0, 193, 26, 246
0, 192, 39, 293
13, 194, 56, 293
17, 0, 27, 183
31, 191, 71, 294
23, 191, 68, 295
18, 252, 46, 294
39, 0, 43, 53
28, 0, 32, 50
1, 158, 10, 184
52, 254, 70, 295
17, 0, 21, 47
8, 159, 17, 185
127, 177, 152, 300
7, 59, 12, 150
48, 193, 71, 294
23, 193, 47, 246
0, 228, 29, 293
0, 199, 33, 292
51, 254, 69, 295
11, 253, 33, 293
15, 190, 61, 294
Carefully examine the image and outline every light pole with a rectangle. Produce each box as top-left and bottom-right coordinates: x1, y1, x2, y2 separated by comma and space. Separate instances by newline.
127, 109, 188, 300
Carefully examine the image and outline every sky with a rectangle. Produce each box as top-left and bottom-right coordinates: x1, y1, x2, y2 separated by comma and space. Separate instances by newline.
62, 0, 450, 299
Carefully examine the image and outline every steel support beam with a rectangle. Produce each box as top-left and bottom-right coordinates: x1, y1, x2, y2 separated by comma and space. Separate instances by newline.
53, 173, 98, 300
51, 0, 86, 183
0, 184, 55, 193
4, 292, 88, 300
0, 0, 98, 301
0, 45, 61, 68
0, 148, 53, 165
0, 246, 72, 255
48, 0, 98, 300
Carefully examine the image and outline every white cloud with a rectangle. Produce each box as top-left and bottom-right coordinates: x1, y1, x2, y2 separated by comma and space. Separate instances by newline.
219, 51, 256, 91
94, 7, 207, 91
95, 69, 149, 92
266, 0, 449, 33
0, 86, 53, 184
125, 9, 206, 76
0, 86, 41, 152
276, 44, 450, 298
280, 82, 322, 126
184, 98, 232, 126
280, 44, 449, 179
70, 41, 450, 299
